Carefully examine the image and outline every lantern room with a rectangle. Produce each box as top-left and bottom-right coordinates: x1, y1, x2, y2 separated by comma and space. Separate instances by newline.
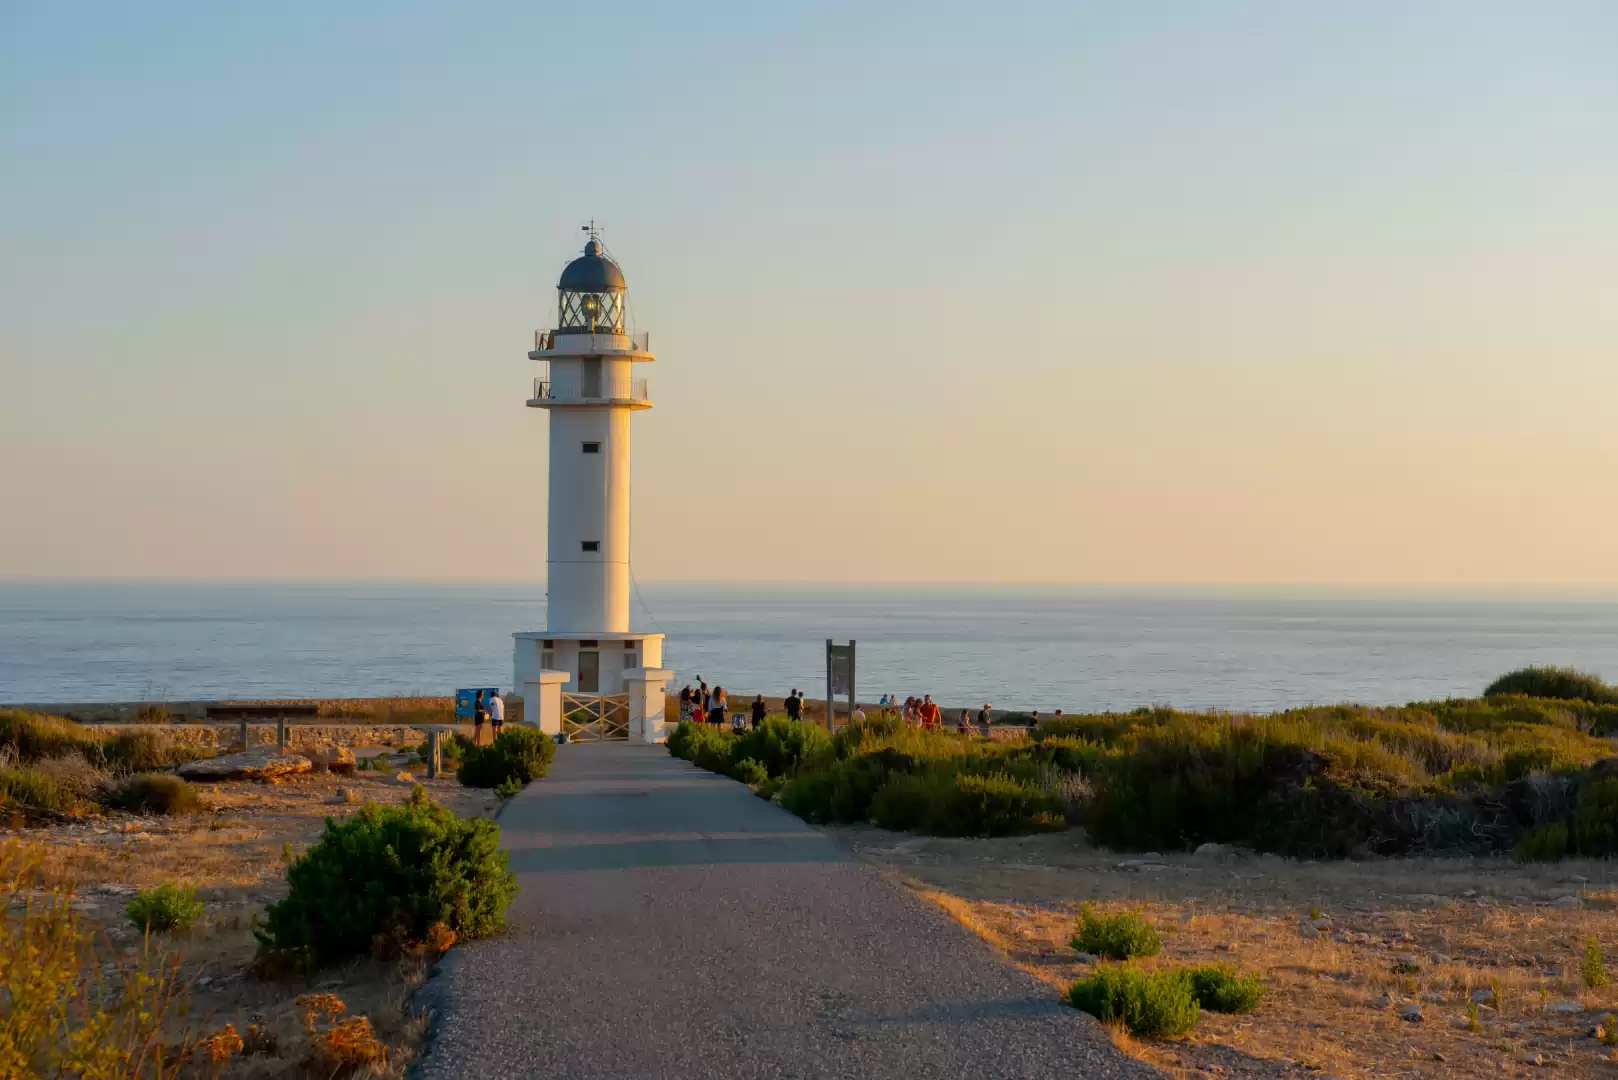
556, 238, 626, 335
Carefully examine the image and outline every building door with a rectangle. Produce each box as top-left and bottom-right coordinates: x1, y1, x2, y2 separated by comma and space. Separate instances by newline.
578, 649, 600, 693
581, 358, 602, 398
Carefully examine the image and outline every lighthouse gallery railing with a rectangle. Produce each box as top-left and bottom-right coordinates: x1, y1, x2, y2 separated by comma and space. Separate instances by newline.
531, 376, 649, 402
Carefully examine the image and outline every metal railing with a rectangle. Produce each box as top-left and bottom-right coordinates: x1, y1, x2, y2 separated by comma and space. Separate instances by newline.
533, 329, 650, 353
531, 377, 650, 402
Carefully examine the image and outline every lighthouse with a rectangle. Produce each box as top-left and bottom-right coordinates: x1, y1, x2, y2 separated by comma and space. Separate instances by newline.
513, 229, 672, 742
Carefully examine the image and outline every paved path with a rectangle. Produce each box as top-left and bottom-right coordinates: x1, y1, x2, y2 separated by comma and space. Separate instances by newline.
417, 743, 1155, 1079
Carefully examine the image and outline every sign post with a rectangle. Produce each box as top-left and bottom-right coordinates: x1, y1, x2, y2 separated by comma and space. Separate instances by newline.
826, 639, 857, 730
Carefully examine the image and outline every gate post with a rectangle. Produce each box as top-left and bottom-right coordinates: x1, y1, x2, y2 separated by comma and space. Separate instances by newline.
277, 717, 287, 753
427, 730, 442, 779
238, 718, 249, 750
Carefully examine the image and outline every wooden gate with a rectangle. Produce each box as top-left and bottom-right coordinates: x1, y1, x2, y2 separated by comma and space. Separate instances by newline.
562, 693, 630, 742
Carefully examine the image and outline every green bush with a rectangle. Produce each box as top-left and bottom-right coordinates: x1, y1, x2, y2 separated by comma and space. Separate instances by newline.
733, 758, 769, 787
1067, 964, 1200, 1038
494, 776, 521, 799
1486, 667, 1618, 705
101, 773, 200, 816
1185, 963, 1264, 1012
666, 721, 737, 776
1583, 937, 1609, 989
0, 765, 86, 813
457, 727, 556, 789
729, 718, 831, 779
416, 733, 465, 766
126, 883, 203, 933
1072, 903, 1162, 960
1573, 777, 1618, 856
255, 786, 517, 968
869, 770, 1065, 837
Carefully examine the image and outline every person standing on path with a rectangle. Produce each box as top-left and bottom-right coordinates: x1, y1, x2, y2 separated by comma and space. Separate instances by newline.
473, 690, 487, 741
977, 702, 992, 735
785, 689, 802, 721
710, 686, 728, 727
751, 695, 766, 729
920, 694, 941, 731
679, 685, 692, 722
488, 689, 505, 736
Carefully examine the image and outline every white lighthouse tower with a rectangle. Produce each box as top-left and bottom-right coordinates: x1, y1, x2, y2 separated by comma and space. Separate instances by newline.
513, 229, 672, 742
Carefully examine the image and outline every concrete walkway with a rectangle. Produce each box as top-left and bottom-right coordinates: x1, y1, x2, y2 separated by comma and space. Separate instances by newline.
416, 743, 1155, 1079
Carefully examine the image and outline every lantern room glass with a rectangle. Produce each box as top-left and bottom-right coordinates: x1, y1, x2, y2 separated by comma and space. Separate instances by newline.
558, 289, 625, 334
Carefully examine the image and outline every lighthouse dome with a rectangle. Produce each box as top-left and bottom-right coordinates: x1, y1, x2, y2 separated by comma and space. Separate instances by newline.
558, 239, 626, 292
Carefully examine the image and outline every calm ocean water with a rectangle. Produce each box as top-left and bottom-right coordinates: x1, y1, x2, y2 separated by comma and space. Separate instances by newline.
3, 583, 1618, 712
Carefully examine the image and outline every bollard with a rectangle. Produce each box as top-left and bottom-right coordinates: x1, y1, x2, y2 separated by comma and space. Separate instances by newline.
427, 730, 442, 779
238, 718, 248, 750
277, 717, 287, 753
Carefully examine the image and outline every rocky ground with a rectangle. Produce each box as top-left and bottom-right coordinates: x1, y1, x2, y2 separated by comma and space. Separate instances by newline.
9, 751, 498, 1078
839, 827, 1618, 1078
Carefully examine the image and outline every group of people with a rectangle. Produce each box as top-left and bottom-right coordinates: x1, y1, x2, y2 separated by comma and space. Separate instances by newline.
678, 681, 813, 731
470, 688, 505, 737
875, 694, 1002, 734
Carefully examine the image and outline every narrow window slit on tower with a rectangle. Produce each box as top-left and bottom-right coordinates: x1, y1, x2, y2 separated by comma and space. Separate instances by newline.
582, 441, 600, 454
581, 540, 600, 552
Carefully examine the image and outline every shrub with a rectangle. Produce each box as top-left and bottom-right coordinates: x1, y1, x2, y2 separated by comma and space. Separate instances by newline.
1072, 903, 1162, 960
101, 773, 200, 816
104, 728, 208, 772
1601, 1013, 1618, 1047
0, 710, 103, 762
0, 764, 87, 814
132, 703, 171, 724
1514, 821, 1569, 862
255, 786, 517, 968
729, 718, 831, 779
1486, 667, 1618, 705
457, 726, 556, 789
733, 758, 769, 787
869, 770, 1065, 837
1583, 937, 1608, 989
1067, 964, 1199, 1038
494, 777, 521, 799
1185, 963, 1263, 1012
126, 882, 203, 933
667, 721, 737, 776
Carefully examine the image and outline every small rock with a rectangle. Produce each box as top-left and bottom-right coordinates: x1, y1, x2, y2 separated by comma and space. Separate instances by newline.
1299, 920, 1319, 940
1518, 1052, 1544, 1066
1391, 956, 1421, 974
395, 771, 415, 783
1470, 989, 1498, 1005
1398, 1003, 1423, 1022
1072, 951, 1098, 964
1310, 916, 1334, 932
1406, 893, 1442, 906
178, 746, 312, 782
1552, 895, 1580, 908
1431, 953, 1451, 965
1547, 1001, 1585, 1013
1565, 874, 1590, 885
1214, 941, 1237, 953
326, 787, 362, 805
1193, 842, 1231, 858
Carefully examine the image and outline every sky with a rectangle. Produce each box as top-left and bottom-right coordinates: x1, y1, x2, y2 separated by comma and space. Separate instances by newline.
2, 2, 1615, 585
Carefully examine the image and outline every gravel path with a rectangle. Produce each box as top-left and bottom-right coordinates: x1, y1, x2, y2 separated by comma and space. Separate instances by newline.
416, 743, 1156, 1079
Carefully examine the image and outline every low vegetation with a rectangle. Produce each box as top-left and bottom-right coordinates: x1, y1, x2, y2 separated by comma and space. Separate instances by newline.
1067, 964, 1201, 1038
669, 669, 1618, 858
0, 846, 192, 1073
126, 881, 204, 933
255, 785, 517, 968
1073, 903, 1161, 960
1485, 666, 1618, 706
101, 772, 200, 816
456, 726, 556, 790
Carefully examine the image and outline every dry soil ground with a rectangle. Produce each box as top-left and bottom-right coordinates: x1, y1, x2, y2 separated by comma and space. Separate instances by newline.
8, 753, 498, 1078
837, 826, 1618, 1079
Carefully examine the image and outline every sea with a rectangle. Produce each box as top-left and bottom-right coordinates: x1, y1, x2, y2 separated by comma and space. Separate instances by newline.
3, 582, 1618, 712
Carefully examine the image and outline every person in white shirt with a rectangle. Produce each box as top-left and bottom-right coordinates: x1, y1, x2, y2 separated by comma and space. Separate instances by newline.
488, 689, 506, 734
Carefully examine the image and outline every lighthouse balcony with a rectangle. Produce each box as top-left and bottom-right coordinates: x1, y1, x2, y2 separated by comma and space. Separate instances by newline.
528, 375, 651, 409
530, 328, 654, 361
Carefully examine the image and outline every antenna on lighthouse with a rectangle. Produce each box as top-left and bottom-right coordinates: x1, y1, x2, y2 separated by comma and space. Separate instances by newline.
581, 219, 603, 243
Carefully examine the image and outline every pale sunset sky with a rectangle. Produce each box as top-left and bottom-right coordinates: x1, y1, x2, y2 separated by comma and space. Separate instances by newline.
2, 3, 1615, 585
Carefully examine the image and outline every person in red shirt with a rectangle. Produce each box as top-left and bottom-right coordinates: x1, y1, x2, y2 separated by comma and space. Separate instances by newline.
919, 694, 941, 730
